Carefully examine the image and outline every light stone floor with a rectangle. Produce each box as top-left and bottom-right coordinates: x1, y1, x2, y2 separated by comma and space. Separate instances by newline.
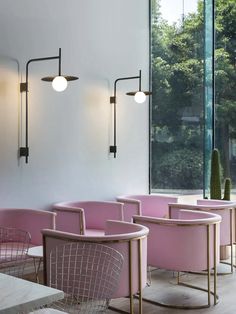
108, 265, 236, 314
33, 264, 236, 314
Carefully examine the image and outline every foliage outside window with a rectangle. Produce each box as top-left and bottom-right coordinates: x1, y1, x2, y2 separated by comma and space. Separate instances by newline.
215, 0, 236, 188
150, 0, 236, 195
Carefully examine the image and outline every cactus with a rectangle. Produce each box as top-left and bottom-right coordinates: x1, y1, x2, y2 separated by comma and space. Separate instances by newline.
223, 178, 231, 200
210, 149, 222, 199
210, 148, 231, 200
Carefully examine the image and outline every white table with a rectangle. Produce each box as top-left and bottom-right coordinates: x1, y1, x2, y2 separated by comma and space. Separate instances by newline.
27, 245, 43, 283
0, 273, 64, 313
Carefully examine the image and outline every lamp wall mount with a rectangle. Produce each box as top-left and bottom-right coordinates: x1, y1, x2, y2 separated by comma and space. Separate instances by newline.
20, 82, 27, 93
19, 48, 78, 163
109, 70, 151, 158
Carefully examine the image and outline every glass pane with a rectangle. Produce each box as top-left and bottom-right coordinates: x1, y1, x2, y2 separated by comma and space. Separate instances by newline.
150, 0, 204, 194
204, 0, 214, 197
215, 0, 236, 196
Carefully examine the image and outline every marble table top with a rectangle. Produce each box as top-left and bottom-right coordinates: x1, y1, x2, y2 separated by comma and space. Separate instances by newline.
0, 273, 64, 313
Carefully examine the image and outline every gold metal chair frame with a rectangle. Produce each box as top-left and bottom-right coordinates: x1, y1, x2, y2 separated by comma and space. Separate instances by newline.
133, 217, 219, 309
220, 207, 236, 273
169, 205, 236, 275
43, 233, 146, 314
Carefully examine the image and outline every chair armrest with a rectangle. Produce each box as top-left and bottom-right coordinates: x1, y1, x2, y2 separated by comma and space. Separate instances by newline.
53, 207, 85, 235
116, 198, 141, 221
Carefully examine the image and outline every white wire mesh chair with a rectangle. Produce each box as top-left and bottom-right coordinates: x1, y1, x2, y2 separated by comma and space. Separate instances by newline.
0, 227, 31, 277
39, 242, 124, 313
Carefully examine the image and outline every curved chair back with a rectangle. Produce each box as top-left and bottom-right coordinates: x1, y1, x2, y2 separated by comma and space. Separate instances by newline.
117, 194, 178, 222
49, 242, 124, 312
53, 201, 124, 234
169, 200, 235, 246
133, 210, 221, 308
196, 199, 236, 245
42, 220, 149, 314
0, 208, 56, 245
134, 210, 221, 272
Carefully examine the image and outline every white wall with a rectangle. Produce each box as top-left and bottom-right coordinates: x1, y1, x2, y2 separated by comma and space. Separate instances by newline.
0, 0, 150, 209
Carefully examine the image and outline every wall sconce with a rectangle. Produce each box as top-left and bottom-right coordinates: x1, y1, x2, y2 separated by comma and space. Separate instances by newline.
20, 48, 78, 163
110, 70, 151, 158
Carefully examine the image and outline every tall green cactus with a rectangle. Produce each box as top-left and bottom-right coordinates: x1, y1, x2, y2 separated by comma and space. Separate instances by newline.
210, 149, 222, 199
223, 178, 231, 200
210, 149, 231, 200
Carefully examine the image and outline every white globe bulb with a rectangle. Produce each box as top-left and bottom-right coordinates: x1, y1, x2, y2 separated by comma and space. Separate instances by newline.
134, 91, 146, 103
52, 76, 68, 92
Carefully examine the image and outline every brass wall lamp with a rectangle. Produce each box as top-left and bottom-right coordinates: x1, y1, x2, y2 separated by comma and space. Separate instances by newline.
110, 70, 151, 158
20, 48, 78, 163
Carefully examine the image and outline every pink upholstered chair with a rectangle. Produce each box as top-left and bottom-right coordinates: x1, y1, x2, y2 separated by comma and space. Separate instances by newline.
0, 208, 56, 277
117, 194, 178, 222
53, 201, 124, 235
169, 199, 236, 273
0, 208, 56, 246
133, 210, 222, 309
42, 220, 149, 314
196, 200, 236, 240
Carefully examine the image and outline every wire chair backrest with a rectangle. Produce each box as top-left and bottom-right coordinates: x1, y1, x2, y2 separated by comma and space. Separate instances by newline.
0, 227, 31, 277
49, 242, 124, 313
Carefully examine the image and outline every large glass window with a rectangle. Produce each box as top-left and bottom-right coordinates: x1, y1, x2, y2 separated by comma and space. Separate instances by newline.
150, 0, 236, 196
151, 0, 204, 193
215, 0, 236, 191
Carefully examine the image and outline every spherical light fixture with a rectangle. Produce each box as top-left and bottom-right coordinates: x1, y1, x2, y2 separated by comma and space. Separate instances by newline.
134, 91, 146, 103
52, 76, 68, 92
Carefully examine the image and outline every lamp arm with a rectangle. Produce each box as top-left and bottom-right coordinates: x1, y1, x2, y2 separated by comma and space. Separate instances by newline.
20, 51, 60, 163
112, 75, 140, 101
25, 53, 60, 89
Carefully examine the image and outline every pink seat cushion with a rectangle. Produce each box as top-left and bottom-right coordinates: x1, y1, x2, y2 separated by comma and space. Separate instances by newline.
85, 229, 105, 236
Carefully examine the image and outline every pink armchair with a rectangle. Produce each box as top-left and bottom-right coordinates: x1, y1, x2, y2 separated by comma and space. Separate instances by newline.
117, 194, 178, 222
42, 220, 149, 314
0, 208, 56, 277
133, 210, 221, 309
169, 199, 236, 273
53, 201, 124, 235
0, 208, 56, 246
197, 199, 236, 244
